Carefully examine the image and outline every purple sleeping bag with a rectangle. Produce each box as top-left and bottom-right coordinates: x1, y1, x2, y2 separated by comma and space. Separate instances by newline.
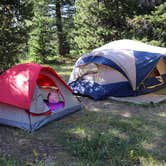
45, 101, 64, 111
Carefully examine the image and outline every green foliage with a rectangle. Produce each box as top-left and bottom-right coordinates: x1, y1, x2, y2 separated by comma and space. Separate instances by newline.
128, 2, 166, 47
0, 0, 34, 72
1, 0, 166, 64
0, 156, 18, 166
72, 0, 142, 55
72, 0, 104, 55
28, 0, 74, 61
28, 0, 57, 63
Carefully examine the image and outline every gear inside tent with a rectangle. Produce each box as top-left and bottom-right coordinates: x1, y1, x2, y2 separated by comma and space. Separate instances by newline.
0, 63, 81, 131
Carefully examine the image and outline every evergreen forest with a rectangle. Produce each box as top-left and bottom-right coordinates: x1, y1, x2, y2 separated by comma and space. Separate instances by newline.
1, 0, 166, 71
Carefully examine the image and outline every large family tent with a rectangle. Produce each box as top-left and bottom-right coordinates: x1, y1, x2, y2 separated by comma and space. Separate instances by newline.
0, 63, 81, 131
68, 39, 166, 100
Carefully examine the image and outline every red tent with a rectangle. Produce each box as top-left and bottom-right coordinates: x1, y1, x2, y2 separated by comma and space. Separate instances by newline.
0, 63, 71, 109
0, 63, 80, 131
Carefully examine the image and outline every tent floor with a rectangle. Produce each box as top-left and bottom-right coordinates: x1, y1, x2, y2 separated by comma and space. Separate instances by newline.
109, 87, 166, 105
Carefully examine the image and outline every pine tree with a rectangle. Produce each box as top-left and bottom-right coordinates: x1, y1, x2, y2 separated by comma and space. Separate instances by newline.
28, 0, 56, 62
73, 0, 103, 54
0, 0, 33, 72
73, 0, 133, 54
28, 0, 74, 60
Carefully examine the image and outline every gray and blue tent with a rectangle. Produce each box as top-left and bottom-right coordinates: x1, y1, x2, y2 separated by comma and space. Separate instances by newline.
68, 39, 166, 100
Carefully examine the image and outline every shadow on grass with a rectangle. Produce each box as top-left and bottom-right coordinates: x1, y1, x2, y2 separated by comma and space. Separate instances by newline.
0, 99, 166, 166
61, 106, 166, 166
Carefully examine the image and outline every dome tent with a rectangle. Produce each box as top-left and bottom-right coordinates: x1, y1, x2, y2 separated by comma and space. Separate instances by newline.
0, 63, 81, 131
68, 39, 166, 100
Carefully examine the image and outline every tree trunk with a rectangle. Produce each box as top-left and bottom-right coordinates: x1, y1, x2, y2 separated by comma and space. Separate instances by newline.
55, 0, 66, 56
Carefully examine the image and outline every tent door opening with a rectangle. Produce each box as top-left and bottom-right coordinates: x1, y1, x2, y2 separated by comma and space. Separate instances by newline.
143, 68, 164, 89
37, 74, 65, 112
143, 58, 166, 89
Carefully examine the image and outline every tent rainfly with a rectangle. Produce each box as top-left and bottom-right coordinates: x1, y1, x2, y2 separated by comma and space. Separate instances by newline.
68, 39, 166, 100
0, 63, 81, 131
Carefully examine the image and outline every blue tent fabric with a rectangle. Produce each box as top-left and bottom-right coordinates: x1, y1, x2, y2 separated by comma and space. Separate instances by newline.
76, 55, 129, 80
133, 51, 163, 87
77, 51, 164, 87
69, 80, 134, 100
68, 40, 166, 100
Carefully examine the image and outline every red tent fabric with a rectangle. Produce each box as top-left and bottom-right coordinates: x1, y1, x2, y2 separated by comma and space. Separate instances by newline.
0, 63, 72, 109
37, 74, 57, 87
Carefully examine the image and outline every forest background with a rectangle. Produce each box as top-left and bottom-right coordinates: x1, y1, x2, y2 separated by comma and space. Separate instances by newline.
1, 0, 166, 72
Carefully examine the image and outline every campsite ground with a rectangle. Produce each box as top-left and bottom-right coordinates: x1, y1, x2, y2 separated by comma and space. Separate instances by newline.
0, 57, 166, 166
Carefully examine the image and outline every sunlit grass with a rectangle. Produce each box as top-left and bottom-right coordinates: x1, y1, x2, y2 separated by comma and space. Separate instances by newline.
158, 112, 166, 118
140, 156, 166, 166
70, 127, 87, 138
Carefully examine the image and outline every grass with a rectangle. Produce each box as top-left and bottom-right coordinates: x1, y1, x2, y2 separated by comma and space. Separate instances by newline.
0, 56, 166, 166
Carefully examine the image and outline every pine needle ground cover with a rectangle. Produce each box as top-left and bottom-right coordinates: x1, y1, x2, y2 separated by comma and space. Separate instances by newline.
0, 57, 165, 166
